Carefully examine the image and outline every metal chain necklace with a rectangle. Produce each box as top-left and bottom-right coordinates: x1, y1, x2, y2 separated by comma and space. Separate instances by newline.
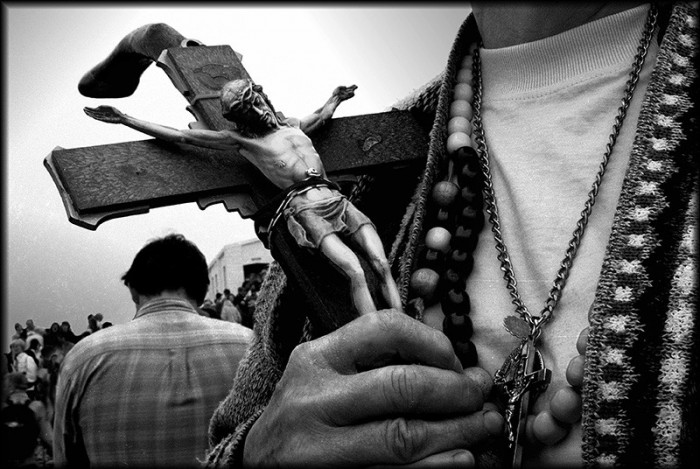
470, 5, 658, 468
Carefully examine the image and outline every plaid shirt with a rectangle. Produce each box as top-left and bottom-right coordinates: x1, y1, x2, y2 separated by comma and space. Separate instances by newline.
53, 297, 252, 467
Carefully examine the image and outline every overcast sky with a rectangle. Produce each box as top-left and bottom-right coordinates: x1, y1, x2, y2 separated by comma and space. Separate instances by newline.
4, 4, 470, 343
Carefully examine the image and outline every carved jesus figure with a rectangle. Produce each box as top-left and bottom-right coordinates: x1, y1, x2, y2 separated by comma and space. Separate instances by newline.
84, 79, 402, 315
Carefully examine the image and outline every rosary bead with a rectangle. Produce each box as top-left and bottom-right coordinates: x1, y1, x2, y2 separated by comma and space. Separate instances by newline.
447, 116, 472, 135
451, 145, 479, 170
565, 354, 585, 388
443, 313, 474, 339
532, 411, 568, 446
445, 311, 466, 326
449, 248, 469, 264
525, 415, 539, 446
431, 181, 460, 207
460, 205, 484, 230
434, 208, 453, 228
453, 83, 474, 102
447, 132, 472, 155
549, 387, 582, 424
425, 227, 452, 254
577, 327, 588, 354
460, 185, 482, 205
410, 268, 440, 299
447, 287, 470, 309
441, 297, 466, 316
425, 248, 440, 262
422, 248, 445, 271
448, 249, 474, 276
459, 158, 480, 181
453, 225, 477, 251
442, 267, 465, 291
449, 100, 473, 121
456, 67, 473, 85
441, 290, 471, 315
452, 339, 478, 367
460, 54, 474, 70
461, 205, 479, 220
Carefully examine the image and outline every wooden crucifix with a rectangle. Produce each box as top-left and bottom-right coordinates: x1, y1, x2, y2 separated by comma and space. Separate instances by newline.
44, 23, 430, 335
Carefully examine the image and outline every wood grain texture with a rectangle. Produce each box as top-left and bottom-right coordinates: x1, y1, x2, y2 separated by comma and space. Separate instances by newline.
45, 111, 428, 229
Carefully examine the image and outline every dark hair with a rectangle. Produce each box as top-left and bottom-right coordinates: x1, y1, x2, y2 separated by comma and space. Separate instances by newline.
121, 234, 209, 305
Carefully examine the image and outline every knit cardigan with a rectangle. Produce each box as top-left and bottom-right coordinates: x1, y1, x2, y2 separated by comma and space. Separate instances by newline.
207, 3, 698, 467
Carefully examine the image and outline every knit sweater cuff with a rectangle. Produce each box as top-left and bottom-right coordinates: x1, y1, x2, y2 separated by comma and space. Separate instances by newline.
205, 409, 265, 468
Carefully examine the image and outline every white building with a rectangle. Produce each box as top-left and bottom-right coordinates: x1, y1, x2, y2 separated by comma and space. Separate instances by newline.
207, 238, 273, 300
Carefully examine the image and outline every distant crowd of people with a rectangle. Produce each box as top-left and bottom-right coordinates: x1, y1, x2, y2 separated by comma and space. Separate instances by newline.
2, 316, 113, 467
199, 268, 267, 330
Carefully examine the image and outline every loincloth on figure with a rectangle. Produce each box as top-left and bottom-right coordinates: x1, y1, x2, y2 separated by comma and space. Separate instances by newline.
283, 187, 374, 249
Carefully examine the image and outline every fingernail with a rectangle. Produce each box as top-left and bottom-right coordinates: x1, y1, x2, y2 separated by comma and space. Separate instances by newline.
484, 410, 504, 436
482, 401, 499, 413
452, 450, 475, 466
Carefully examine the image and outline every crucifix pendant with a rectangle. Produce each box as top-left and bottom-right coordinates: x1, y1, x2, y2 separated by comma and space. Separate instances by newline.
494, 317, 552, 468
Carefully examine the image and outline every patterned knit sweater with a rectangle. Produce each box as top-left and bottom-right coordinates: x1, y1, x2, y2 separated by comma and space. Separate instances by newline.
207, 3, 698, 467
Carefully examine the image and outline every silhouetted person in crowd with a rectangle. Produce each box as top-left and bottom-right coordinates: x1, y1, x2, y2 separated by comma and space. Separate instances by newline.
58, 322, 79, 344
43, 322, 61, 350
25, 337, 42, 368
214, 292, 224, 317
9, 339, 38, 404
53, 234, 253, 467
200, 300, 220, 320
2, 372, 53, 468
87, 313, 104, 333
12, 323, 27, 341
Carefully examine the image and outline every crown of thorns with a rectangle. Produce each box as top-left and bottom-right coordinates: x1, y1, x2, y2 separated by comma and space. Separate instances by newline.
221, 79, 264, 115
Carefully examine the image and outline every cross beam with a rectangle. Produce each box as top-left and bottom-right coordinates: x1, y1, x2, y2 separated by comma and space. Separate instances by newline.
45, 110, 427, 230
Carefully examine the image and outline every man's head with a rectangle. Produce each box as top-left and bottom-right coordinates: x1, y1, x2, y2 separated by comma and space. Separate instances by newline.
122, 234, 209, 306
220, 79, 279, 135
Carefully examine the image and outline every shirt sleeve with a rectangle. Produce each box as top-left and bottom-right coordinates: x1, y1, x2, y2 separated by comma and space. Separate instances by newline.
25, 355, 38, 383
53, 357, 90, 467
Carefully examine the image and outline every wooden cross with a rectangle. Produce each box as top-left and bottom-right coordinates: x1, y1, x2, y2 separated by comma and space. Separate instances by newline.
43, 23, 430, 336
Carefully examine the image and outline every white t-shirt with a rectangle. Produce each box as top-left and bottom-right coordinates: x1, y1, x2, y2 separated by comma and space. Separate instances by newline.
15, 352, 38, 385
426, 4, 659, 466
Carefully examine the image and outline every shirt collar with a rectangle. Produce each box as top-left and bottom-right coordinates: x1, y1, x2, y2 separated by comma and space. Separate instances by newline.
480, 4, 652, 96
133, 297, 198, 320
